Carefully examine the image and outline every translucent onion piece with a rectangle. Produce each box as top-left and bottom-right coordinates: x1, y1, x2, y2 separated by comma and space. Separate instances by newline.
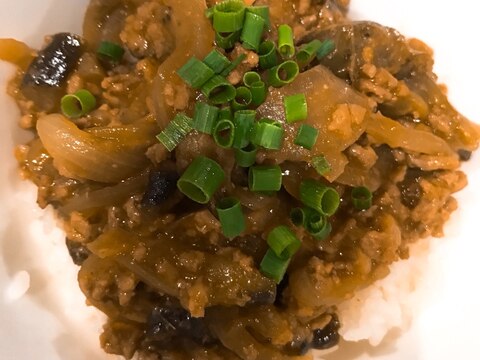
152, 0, 215, 128
60, 171, 149, 214
257, 65, 370, 181
366, 113, 454, 156
36, 114, 152, 183
87, 228, 275, 316
82, 0, 126, 48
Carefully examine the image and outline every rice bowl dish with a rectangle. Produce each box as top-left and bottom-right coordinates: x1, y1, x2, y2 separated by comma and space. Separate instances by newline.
1, 1, 480, 359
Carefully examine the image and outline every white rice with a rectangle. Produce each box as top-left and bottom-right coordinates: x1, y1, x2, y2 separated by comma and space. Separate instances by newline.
337, 239, 431, 346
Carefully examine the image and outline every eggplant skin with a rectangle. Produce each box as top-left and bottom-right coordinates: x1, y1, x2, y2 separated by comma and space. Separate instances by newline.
22, 32, 83, 87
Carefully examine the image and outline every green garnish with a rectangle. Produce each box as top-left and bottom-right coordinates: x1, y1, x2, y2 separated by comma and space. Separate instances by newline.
213, 118, 236, 148
351, 186, 373, 210
203, 49, 231, 74
177, 156, 225, 204
96, 41, 125, 63
220, 53, 247, 77
192, 102, 219, 135
241, 12, 265, 51
246, 5, 270, 28
294, 124, 318, 150
260, 248, 290, 284
251, 119, 284, 150
296, 40, 322, 67
317, 39, 336, 59
216, 197, 246, 238
290, 207, 306, 227
177, 57, 215, 89
277, 24, 295, 59
258, 40, 278, 69
284, 93, 308, 123
267, 60, 299, 87
156, 113, 193, 152
232, 86, 252, 111
250, 81, 267, 106
304, 208, 331, 240
243, 71, 262, 88
235, 143, 258, 167
300, 179, 340, 216
213, 0, 246, 33
215, 31, 241, 50
248, 165, 282, 192
232, 110, 255, 149
311, 155, 331, 176
201, 75, 236, 104
61, 89, 96, 119
267, 225, 301, 259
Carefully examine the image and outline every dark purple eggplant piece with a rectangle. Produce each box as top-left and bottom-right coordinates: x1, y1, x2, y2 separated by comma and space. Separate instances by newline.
301, 21, 411, 83
21, 33, 83, 111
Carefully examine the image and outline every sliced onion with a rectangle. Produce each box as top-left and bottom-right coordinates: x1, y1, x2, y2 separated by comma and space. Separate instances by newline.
36, 114, 153, 183
60, 171, 149, 214
82, 0, 126, 48
366, 114, 454, 155
151, 0, 215, 129
257, 66, 370, 181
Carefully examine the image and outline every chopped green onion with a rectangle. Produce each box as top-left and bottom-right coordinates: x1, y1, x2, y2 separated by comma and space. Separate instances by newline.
290, 207, 306, 227
216, 197, 246, 238
277, 24, 295, 59
300, 179, 340, 216
205, 6, 214, 19
267, 60, 299, 87
304, 208, 331, 240
220, 53, 246, 77
294, 124, 318, 150
215, 31, 241, 50
218, 106, 233, 120
308, 220, 331, 240
317, 39, 335, 59
258, 40, 277, 69
241, 12, 265, 51
284, 93, 308, 123
267, 225, 301, 260
177, 57, 215, 89
250, 81, 267, 106
243, 71, 261, 88
61, 89, 96, 118
213, 118, 236, 148
213, 0, 246, 33
235, 143, 257, 167
193, 102, 219, 134
201, 75, 236, 104
203, 49, 231, 74
177, 156, 225, 204
232, 86, 252, 111
232, 110, 255, 149
248, 165, 282, 192
351, 186, 373, 210
296, 39, 322, 67
246, 5, 270, 28
251, 119, 284, 150
96, 41, 125, 63
260, 248, 290, 284
156, 113, 193, 152
311, 155, 331, 176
